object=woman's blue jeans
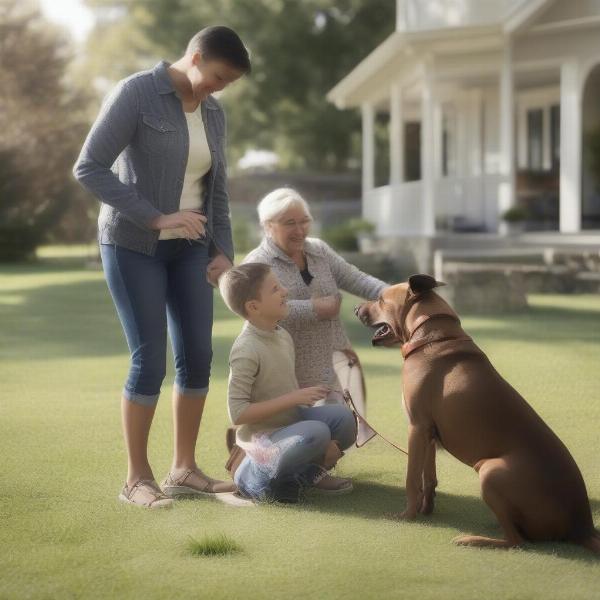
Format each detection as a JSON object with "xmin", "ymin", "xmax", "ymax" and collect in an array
[
  {"xmin": 100, "ymin": 240, "xmax": 213, "ymax": 406},
  {"xmin": 234, "ymin": 404, "xmax": 357, "ymax": 501}
]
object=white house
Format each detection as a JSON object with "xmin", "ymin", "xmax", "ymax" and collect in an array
[{"xmin": 327, "ymin": 0, "xmax": 600, "ymax": 241}]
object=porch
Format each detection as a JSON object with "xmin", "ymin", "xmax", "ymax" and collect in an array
[{"xmin": 329, "ymin": 25, "xmax": 600, "ymax": 239}]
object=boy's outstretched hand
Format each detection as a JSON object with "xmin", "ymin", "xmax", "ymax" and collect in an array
[
  {"xmin": 234, "ymin": 385, "xmax": 331, "ymax": 426},
  {"xmin": 293, "ymin": 386, "xmax": 330, "ymax": 406}
]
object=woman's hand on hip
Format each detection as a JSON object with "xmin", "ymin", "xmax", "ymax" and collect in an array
[
  {"xmin": 207, "ymin": 253, "xmax": 233, "ymax": 288},
  {"xmin": 312, "ymin": 294, "xmax": 342, "ymax": 320},
  {"xmin": 149, "ymin": 210, "xmax": 207, "ymax": 239}
]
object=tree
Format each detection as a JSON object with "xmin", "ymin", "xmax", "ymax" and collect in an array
[
  {"xmin": 82, "ymin": 0, "xmax": 395, "ymax": 171},
  {"xmin": 0, "ymin": 0, "xmax": 92, "ymax": 260}
]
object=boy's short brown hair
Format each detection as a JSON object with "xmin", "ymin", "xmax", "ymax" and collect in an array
[{"xmin": 219, "ymin": 262, "xmax": 272, "ymax": 317}]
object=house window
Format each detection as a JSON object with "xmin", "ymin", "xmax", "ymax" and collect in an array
[
  {"xmin": 442, "ymin": 128, "xmax": 449, "ymax": 177},
  {"xmin": 404, "ymin": 121, "xmax": 421, "ymax": 181},
  {"xmin": 441, "ymin": 106, "xmax": 456, "ymax": 177},
  {"xmin": 375, "ymin": 113, "xmax": 390, "ymax": 188},
  {"xmin": 550, "ymin": 104, "xmax": 560, "ymax": 171},
  {"xmin": 527, "ymin": 108, "xmax": 544, "ymax": 171}
]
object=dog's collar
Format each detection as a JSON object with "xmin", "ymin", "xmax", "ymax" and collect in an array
[
  {"xmin": 401, "ymin": 313, "xmax": 471, "ymax": 359},
  {"xmin": 399, "ymin": 293, "xmax": 470, "ymax": 359}
]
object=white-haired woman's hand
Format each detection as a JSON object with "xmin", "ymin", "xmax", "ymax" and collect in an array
[{"xmin": 312, "ymin": 293, "xmax": 342, "ymax": 320}]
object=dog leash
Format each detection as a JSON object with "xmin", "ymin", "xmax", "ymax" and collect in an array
[
  {"xmin": 334, "ymin": 352, "xmax": 408, "ymax": 456},
  {"xmin": 342, "ymin": 388, "xmax": 408, "ymax": 456}
]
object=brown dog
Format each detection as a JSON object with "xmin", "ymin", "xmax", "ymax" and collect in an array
[{"xmin": 355, "ymin": 274, "xmax": 599, "ymax": 552}]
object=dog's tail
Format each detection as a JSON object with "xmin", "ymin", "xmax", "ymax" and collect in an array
[{"xmin": 580, "ymin": 529, "xmax": 600, "ymax": 555}]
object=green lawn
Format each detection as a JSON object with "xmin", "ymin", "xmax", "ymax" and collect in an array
[{"xmin": 2, "ymin": 250, "xmax": 600, "ymax": 599}]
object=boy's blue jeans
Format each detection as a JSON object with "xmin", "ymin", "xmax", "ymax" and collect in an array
[{"xmin": 234, "ymin": 404, "xmax": 357, "ymax": 500}]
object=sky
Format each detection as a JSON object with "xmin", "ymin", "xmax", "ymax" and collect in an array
[{"xmin": 39, "ymin": 0, "xmax": 95, "ymax": 43}]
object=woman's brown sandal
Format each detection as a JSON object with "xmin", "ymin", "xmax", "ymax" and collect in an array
[
  {"xmin": 161, "ymin": 468, "xmax": 236, "ymax": 498},
  {"xmin": 118, "ymin": 479, "xmax": 174, "ymax": 509}
]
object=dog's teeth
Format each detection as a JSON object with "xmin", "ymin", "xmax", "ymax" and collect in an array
[{"xmin": 375, "ymin": 324, "xmax": 389, "ymax": 338}]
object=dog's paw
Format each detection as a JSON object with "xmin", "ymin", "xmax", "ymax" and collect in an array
[
  {"xmin": 385, "ymin": 509, "xmax": 417, "ymax": 521},
  {"xmin": 419, "ymin": 493, "xmax": 435, "ymax": 515}
]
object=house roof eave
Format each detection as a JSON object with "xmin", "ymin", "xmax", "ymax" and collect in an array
[
  {"xmin": 327, "ymin": 25, "xmax": 504, "ymax": 109},
  {"xmin": 326, "ymin": 32, "xmax": 405, "ymax": 109},
  {"xmin": 503, "ymin": 0, "xmax": 556, "ymax": 34}
]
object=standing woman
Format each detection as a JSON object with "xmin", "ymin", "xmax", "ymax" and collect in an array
[{"xmin": 74, "ymin": 27, "xmax": 250, "ymax": 508}]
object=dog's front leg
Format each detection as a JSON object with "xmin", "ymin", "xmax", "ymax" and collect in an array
[
  {"xmin": 399, "ymin": 423, "xmax": 430, "ymax": 519},
  {"xmin": 420, "ymin": 439, "xmax": 437, "ymax": 514}
]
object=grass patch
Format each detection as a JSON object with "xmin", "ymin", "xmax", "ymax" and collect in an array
[{"xmin": 186, "ymin": 534, "xmax": 243, "ymax": 557}]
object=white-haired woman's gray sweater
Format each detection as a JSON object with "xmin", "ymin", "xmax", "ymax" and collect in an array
[{"xmin": 243, "ymin": 237, "xmax": 389, "ymax": 393}]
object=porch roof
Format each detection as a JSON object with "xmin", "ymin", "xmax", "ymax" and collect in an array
[
  {"xmin": 326, "ymin": 26, "xmax": 501, "ymax": 109},
  {"xmin": 326, "ymin": 0, "xmax": 556, "ymax": 109}
]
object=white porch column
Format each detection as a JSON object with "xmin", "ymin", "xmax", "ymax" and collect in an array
[
  {"xmin": 389, "ymin": 84, "xmax": 404, "ymax": 185},
  {"xmin": 361, "ymin": 102, "xmax": 375, "ymax": 198},
  {"xmin": 421, "ymin": 61, "xmax": 436, "ymax": 236},
  {"xmin": 498, "ymin": 40, "xmax": 516, "ymax": 231},
  {"xmin": 456, "ymin": 98, "xmax": 468, "ymax": 177},
  {"xmin": 468, "ymin": 89, "xmax": 483, "ymax": 176},
  {"xmin": 559, "ymin": 60, "xmax": 582, "ymax": 233},
  {"xmin": 433, "ymin": 101, "xmax": 443, "ymax": 178}
]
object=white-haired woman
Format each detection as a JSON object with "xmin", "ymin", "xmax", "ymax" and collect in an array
[{"xmin": 243, "ymin": 188, "xmax": 389, "ymax": 432}]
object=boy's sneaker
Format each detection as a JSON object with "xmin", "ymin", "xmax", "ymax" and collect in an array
[
  {"xmin": 215, "ymin": 491, "xmax": 256, "ymax": 507},
  {"xmin": 311, "ymin": 470, "xmax": 353, "ymax": 495}
]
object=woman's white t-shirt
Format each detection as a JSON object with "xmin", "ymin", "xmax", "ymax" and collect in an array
[{"xmin": 159, "ymin": 107, "xmax": 212, "ymax": 240}]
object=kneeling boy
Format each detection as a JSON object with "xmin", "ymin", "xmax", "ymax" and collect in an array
[{"xmin": 219, "ymin": 263, "xmax": 356, "ymax": 502}]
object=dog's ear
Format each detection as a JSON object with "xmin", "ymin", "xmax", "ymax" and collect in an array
[{"xmin": 408, "ymin": 274, "xmax": 446, "ymax": 294}]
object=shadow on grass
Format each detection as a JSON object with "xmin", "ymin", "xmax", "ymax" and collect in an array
[
  {"xmin": 299, "ymin": 480, "xmax": 600, "ymax": 563},
  {"xmin": 0, "ymin": 270, "xmax": 238, "ymax": 371},
  {"xmin": 3, "ymin": 261, "xmax": 599, "ymax": 365}
]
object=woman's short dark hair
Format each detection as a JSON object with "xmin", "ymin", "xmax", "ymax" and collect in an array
[{"xmin": 187, "ymin": 26, "xmax": 251, "ymax": 74}]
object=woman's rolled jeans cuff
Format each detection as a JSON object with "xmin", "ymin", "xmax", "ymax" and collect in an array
[
  {"xmin": 173, "ymin": 383, "xmax": 209, "ymax": 398},
  {"xmin": 123, "ymin": 388, "xmax": 160, "ymax": 407},
  {"xmin": 123, "ymin": 384, "xmax": 209, "ymax": 407}
]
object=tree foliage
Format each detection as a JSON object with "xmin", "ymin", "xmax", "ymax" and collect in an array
[
  {"xmin": 83, "ymin": 0, "xmax": 395, "ymax": 171},
  {"xmin": 0, "ymin": 0, "xmax": 93, "ymax": 260}
]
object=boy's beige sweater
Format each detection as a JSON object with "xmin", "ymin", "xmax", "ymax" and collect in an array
[{"xmin": 227, "ymin": 321, "xmax": 300, "ymax": 448}]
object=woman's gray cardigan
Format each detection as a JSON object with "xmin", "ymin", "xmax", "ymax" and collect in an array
[{"xmin": 73, "ymin": 61, "xmax": 233, "ymax": 261}]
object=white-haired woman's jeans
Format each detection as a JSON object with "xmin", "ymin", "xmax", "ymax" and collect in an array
[{"xmin": 234, "ymin": 404, "xmax": 356, "ymax": 501}]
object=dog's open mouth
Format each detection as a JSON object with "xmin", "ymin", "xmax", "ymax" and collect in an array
[{"xmin": 372, "ymin": 322, "xmax": 394, "ymax": 345}]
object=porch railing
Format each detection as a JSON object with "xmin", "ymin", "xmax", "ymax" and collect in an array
[{"xmin": 364, "ymin": 174, "xmax": 502, "ymax": 236}]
